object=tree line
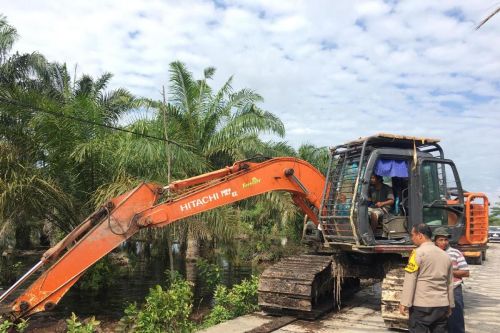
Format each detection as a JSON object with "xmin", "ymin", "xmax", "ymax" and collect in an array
[{"xmin": 0, "ymin": 15, "xmax": 330, "ymax": 259}]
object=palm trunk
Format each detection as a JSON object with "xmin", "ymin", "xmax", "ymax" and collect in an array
[
  {"xmin": 15, "ymin": 222, "xmax": 32, "ymax": 250},
  {"xmin": 185, "ymin": 261, "xmax": 197, "ymax": 285},
  {"xmin": 186, "ymin": 232, "xmax": 200, "ymax": 262},
  {"xmin": 165, "ymin": 228, "xmax": 175, "ymax": 279}
]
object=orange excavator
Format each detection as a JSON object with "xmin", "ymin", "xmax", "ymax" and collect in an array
[{"xmin": 0, "ymin": 134, "xmax": 489, "ymax": 329}]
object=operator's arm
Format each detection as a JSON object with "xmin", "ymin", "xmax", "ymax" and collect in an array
[
  {"xmin": 375, "ymin": 198, "xmax": 394, "ymax": 208},
  {"xmin": 375, "ymin": 189, "xmax": 394, "ymax": 208}
]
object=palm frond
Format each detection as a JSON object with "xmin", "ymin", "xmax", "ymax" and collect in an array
[
  {"xmin": 93, "ymin": 72, "xmax": 113, "ymax": 94},
  {"xmin": 0, "ymin": 149, "xmax": 77, "ymax": 232},
  {"xmin": 206, "ymin": 105, "xmax": 285, "ymax": 156},
  {"xmin": 91, "ymin": 172, "xmax": 141, "ymax": 208},
  {"xmin": 204, "ymin": 67, "xmax": 216, "ymax": 79},
  {"xmin": 298, "ymin": 144, "xmax": 330, "ymax": 173},
  {"xmin": 75, "ymin": 75, "xmax": 94, "ymax": 97},
  {"xmin": 168, "ymin": 61, "xmax": 197, "ymax": 114},
  {"xmin": 0, "ymin": 15, "xmax": 18, "ymax": 64},
  {"xmin": 187, "ymin": 205, "xmax": 240, "ymax": 243},
  {"xmin": 98, "ymin": 88, "xmax": 136, "ymax": 124}
]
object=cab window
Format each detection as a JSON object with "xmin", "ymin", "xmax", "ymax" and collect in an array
[{"xmin": 421, "ymin": 161, "xmax": 462, "ymax": 226}]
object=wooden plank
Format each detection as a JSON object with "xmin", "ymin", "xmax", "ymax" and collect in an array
[
  {"xmin": 246, "ymin": 316, "xmax": 297, "ymax": 333},
  {"xmin": 258, "ymin": 293, "xmax": 312, "ymax": 311},
  {"xmin": 258, "ymin": 279, "xmax": 311, "ymax": 296},
  {"xmin": 260, "ymin": 271, "xmax": 316, "ymax": 280}
]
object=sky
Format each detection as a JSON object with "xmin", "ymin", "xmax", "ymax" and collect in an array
[{"xmin": 1, "ymin": 0, "xmax": 500, "ymax": 200}]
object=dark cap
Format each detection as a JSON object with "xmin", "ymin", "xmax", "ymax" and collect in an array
[{"xmin": 433, "ymin": 226, "xmax": 451, "ymax": 240}]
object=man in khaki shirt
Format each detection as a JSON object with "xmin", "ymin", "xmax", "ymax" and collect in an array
[{"xmin": 399, "ymin": 223, "xmax": 454, "ymax": 333}]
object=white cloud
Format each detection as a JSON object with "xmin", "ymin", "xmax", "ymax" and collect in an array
[
  {"xmin": 1, "ymin": 0, "xmax": 499, "ymax": 200},
  {"xmin": 265, "ymin": 14, "xmax": 308, "ymax": 33},
  {"xmin": 355, "ymin": 1, "xmax": 391, "ymax": 17}
]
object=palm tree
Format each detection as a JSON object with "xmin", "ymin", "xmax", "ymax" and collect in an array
[
  {"xmin": 0, "ymin": 142, "xmax": 76, "ymax": 249},
  {"xmin": 297, "ymin": 144, "xmax": 330, "ymax": 174},
  {"xmin": 93, "ymin": 61, "xmax": 288, "ymax": 261},
  {"xmin": 166, "ymin": 61, "xmax": 284, "ymax": 167},
  {"xmin": 164, "ymin": 61, "xmax": 286, "ymax": 259},
  {"xmin": 0, "ymin": 14, "xmax": 18, "ymax": 65},
  {"xmin": 52, "ymin": 71, "xmax": 139, "ymax": 201},
  {"xmin": 0, "ymin": 17, "xmax": 78, "ymax": 247},
  {"xmin": 0, "ymin": 16, "xmax": 141, "ymax": 248}
]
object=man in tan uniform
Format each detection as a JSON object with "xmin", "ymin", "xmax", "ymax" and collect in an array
[{"xmin": 399, "ymin": 223, "xmax": 454, "ymax": 333}]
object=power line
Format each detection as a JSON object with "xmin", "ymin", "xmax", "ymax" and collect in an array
[
  {"xmin": 0, "ymin": 97, "xmax": 193, "ymax": 150},
  {"xmin": 476, "ymin": 6, "xmax": 500, "ymax": 30}
]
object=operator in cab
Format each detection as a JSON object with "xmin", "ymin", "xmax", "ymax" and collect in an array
[{"xmin": 368, "ymin": 174, "xmax": 394, "ymax": 232}]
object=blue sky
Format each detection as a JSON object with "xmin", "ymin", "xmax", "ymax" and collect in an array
[{"xmin": 2, "ymin": 0, "xmax": 500, "ymax": 200}]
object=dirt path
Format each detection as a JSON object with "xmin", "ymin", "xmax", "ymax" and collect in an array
[
  {"xmin": 277, "ymin": 243, "xmax": 500, "ymax": 333},
  {"xmin": 204, "ymin": 243, "xmax": 500, "ymax": 333}
]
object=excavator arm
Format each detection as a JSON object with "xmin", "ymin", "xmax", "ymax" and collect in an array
[{"xmin": 0, "ymin": 157, "xmax": 326, "ymax": 319}]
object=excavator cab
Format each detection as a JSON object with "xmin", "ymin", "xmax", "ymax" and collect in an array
[
  {"xmin": 301, "ymin": 134, "xmax": 488, "ymax": 329},
  {"xmin": 317, "ymin": 133, "xmax": 473, "ymax": 249}
]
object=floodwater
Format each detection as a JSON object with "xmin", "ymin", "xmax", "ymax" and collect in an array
[{"xmin": 0, "ymin": 240, "xmax": 255, "ymax": 320}]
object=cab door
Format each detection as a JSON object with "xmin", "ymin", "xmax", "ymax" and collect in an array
[{"xmin": 416, "ymin": 158, "xmax": 465, "ymax": 242}]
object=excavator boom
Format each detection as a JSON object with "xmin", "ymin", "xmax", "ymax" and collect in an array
[{"xmin": 0, "ymin": 157, "xmax": 325, "ymax": 319}]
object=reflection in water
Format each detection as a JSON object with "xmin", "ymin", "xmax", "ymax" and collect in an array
[
  {"xmin": 172, "ymin": 242, "xmax": 181, "ymax": 254},
  {"xmin": 0, "ymin": 241, "xmax": 255, "ymax": 320}
]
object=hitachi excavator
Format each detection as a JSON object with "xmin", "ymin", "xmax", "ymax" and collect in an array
[{"xmin": 0, "ymin": 134, "xmax": 489, "ymax": 329}]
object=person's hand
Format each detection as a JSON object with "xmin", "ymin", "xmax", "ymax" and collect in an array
[
  {"xmin": 447, "ymin": 306, "xmax": 452, "ymax": 317},
  {"xmin": 375, "ymin": 202, "xmax": 383, "ymax": 208},
  {"xmin": 399, "ymin": 304, "xmax": 408, "ymax": 315}
]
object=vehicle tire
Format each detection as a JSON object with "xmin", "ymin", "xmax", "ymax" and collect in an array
[
  {"xmin": 482, "ymin": 250, "xmax": 486, "ymax": 261},
  {"xmin": 468, "ymin": 252, "xmax": 483, "ymax": 265}
]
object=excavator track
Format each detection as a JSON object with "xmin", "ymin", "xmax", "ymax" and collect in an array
[
  {"xmin": 381, "ymin": 267, "xmax": 408, "ymax": 330},
  {"xmin": 258, "ymin": 255, "xmax": 334, "ymax": 319}
]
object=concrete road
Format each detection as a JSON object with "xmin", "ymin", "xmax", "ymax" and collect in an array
[
  {"xmin": 462, "ymin": 242, "xmax": 500, "ymax": 332},
  {"xmin": 202, "ymin": 243, "xmax": 500, "ymax": 333}
]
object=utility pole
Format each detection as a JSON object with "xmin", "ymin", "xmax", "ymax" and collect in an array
[
  {"xmin": 161, "ymin": 85, "xmax": 171, "ymax": 184},
  {"xmin": 161, "ymin": 85, "xmax": 175, "ymax": 278}
]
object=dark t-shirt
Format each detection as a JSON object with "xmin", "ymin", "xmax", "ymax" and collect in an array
[{"xmin": 369, "ymin": 183, "xmax": 394, "ymax": 210}]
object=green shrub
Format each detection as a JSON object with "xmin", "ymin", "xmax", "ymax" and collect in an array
[
  {"xmin": 76, "ymin": 258, "xmax": 114, "ymax": 292},
  {"xmin": 116, "ymin": 303, "xmax": 138, "ymax": 333},
  {"xmin": 0, "ymin": 319, "xmax": 28, "ymax": 333},
  {"xmin": 195, "ymin": 258, "xmax": 220, "ymax": 294},
  {"xmin": 0, "ymin": 320, "xmax": 11, "ymax": 333},
  {"xmin": 202, "ymin": 275, "xmax": 259, "ymax": 328},
  {"xmin": 119, "ymin": 278, "xmax": 195, "ymax": 333},
  {"xmin": 200, "ymin": 305, "xmax": 232, "ymax": 328},
  {"xmin": 66, "ymin": 313, "xmax": 100, "ymax": 333},
  {"xmin": 164, "ymin": 269, "xmax": 184, "ymax": 286},
  {"xmin": 0, "ymin": 260, "xmax": 23, "ymax": 285}
]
